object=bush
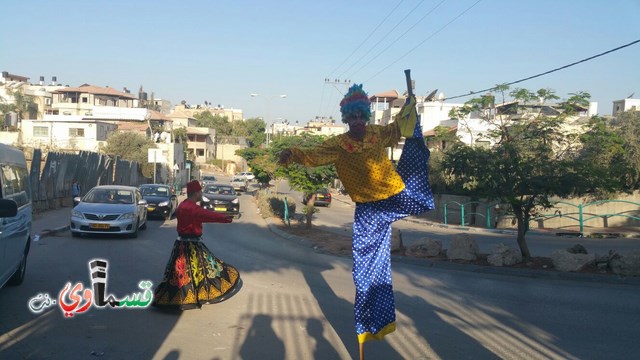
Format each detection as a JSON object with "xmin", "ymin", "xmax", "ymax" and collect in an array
[{"xmin": 255, "ymin": 189, "xmax": 296, "ymax": 220}]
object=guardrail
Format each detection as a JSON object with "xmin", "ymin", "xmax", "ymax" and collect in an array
[
  {"xmin": 534, "ymin": 200, "xmax": 640, "ymax": 233},
  {"xmin": 443, "ymin": 201, "xmax": 497, "ymax": 228}
]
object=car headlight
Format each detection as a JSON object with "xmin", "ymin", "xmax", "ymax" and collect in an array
[
  {"xmin": 232, "ymin": 198, "xmax": 239, "ymax": 204},
  {"xmin": 158, "ymin": 201, "xmax": 169, "ymax": 206},
  {"xmin": 119, "ymin": 212, "xmax": 135, "ymax": 220},
  {"xmin": 71, "ymin": 210, "xmax": 84, "ymax": 219}
]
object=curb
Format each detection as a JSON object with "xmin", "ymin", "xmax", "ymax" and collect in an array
[
  {"xmin": 37, "ymin": 225, "xmax": 70, "ymax": 240},
  {"xmin": 265, "ymin": 218, "xmax": 640, "ymax": 286}
]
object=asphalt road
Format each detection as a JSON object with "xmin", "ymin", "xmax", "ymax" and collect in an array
[{"xmin": 0, "ymin": 182, "xmax": 639, "ymax": 359}]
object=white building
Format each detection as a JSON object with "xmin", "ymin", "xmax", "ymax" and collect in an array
[
  {"xmin": 20, "ymin": 117, "xmax": 117, "ymax": 152},
  {"xmin": 612, "ymin": 98, "xmax": 640, "ymax": 116}
]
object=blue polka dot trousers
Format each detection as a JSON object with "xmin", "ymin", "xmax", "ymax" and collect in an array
[{"xmin": 352, "ymin": 124, "xmax": 435, "ymax": 343}]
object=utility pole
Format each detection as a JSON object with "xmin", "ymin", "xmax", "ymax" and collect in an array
[{"xmin": 324, "ymin": 78, "xmax": 352, "ymax": 95}]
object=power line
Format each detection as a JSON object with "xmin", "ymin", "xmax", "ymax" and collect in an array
[
  {"xmin": 325, "ymin": 0, "xmax": 406, "ymax": 79},
  {"xmin": 338, "ymin": 0, "xmax": 432, "ymax": 79},
  {"xmin": 444, "ymin": 39, "xmax": 640, "ymax": 101},
  {"xmin": 364, "ymin": 0, "xmax": 482, "ymax": 83}
]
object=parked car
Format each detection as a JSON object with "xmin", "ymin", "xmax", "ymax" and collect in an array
[
  {"xmin": 230, "ymin": 176, "xmax": 249, "ymax": 192},
  {"xmin": 70, "ymin": 185, "xmax": 148, "ymax": 238},
  {"xmin": 238, "ymin": 171, "xmax": 255, "ymax": 181},
  {"xmin": 0, "ymin": 143, "xmax": 33, "ymax": 289},
  {"xmin": 303, "ymin": 188, "xmax": 332, "ymax": 207},
  {"xmin": 201, "ymin": 184, "xmax": 240, "ymax": 217},
  {"xmin": 201, "ymin": 175, "xmax": 217, "ymax": 187},
  {"xmin": 139, "ymin": 184, "xmax": 178, "ymax": 220}
]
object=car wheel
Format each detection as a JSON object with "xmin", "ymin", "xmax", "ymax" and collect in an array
[
  {"xmin": 141, "ymin": 218, "xmax": 147, "ymax": 230},
  {"xmin": 7, "ymin": 245, "xmax": 28, "ymax": 286}
]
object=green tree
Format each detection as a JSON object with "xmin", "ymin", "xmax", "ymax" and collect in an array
[
  {"xmin": 103, "ymin": 131, "xmax": 157, "ymax": 178},
  {"xmin": 0, "ymin": 88, "xmax": 38, "ymax": 122},
  {"xmin": 236, "ymin": 147, "xmax": 274, "ymax": 187},
  {"xmin": 441, "ymin": 88, "xmax": 610, "ymax": 259},
  {"xmin": 610, "ymin": 110, "xmax": 640, "ymax": 189},
  {"xmin": 194, "ymin": 111, "xmax": 232, "ymax": 136},
  {"xmin": 576, "ymin": 116, "xmax": 627, "ymax": 195},
  {"xmin": 244, "ymin": 117, "xmax": 266, "ymax": 147},
  {"xmin": 270, "ymin": 134, "xmax": 337, "ymax": 228}
]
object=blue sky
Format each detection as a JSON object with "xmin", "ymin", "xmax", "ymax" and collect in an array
[{"xmin": 2, "ymin": 0, "xmax": 639, "ymax": 124}]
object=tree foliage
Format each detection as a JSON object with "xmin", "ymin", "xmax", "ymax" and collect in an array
[
  {"xmin": 0, "ymin": 88, "xmax": 38, "ymax": 122},
  {"xmin": 103, "ymin": 131, "xmax": 156, "ymax": 178},
  {"xmin": 193, "ymin": 111, "xmax": 266, "ymax": 148},
  {"xmin": 440, "ymin": 87, "xmax": 614, "ymax": 259},
  {"xmin": 579, "ymin": 110, "xmax": 640, "ymax": 191},
  {"xmin": 270, "ymin": 134, "xmax": 337, "ymax": 228}
]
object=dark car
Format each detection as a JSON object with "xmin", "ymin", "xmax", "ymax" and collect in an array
[
  {"xmin": 139, "ymin": 184, "xmax": 178, "ymax": 220},
  {"xmin": 201, "ymin": 184, "xmax": 240, "ymax": 217},
  {"xmin": 302, "ymin": 188, "xmax": 332, "ymax": 207}
]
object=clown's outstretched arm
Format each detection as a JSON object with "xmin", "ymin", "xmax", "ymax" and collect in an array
[{"xmin": 278, "ymin": 138, "xmax": 339, "ymax": 167}]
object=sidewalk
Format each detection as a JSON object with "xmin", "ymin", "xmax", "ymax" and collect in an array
[
  {"xmin": 32, "ymin": 206, "xmax": 73, "ymax": 239},
  {"xmin": 330, "ymin": 191, "xmax": 640, "ymax": 239}
]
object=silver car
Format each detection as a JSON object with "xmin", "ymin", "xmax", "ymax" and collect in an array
[{"xmin": 70, "ymin": 185, "xmax": 148, "ymax": 238}]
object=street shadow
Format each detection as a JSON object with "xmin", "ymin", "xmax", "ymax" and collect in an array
[
  {"xmin": 394, "ymin": 291, "xmax": 500, "ymax": 359},
  {"xmin": 306, "ymin": 318, "xmax": 341, "ymax": 360},
  {"xmin": 239, "ymin": 314, "xmax": 285, "ymax": 360}
]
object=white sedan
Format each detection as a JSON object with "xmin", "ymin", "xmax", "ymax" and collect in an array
[
  {"xmin": 70, "ymin": 185, "xmax": 148, "ymax": 238},
  {"xmin": 238, "ymin": 172, "xmax": 255, "ymax": 181}
]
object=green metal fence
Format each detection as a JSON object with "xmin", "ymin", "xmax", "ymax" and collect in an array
[
  {"xmin": 534, "ymin": 200, "xmax": 640, "ymax": 233},
  {"xmin": 443, "ymin": 201, "xmax": 497, "ymax": 228}
]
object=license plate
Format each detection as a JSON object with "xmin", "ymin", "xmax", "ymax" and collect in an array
[
  {"xmin": 147, "ymin": 207, "xmax": 155, "ymax": 211},
  {"xmin": 90, "ymin": 223, "xmax": 110, "ymax": 229},
  {"xmin": 317, "ymin": 195, "xmax": 324, "ymax": 199},
  {"xmin": 214, "ymin": 207, "xmax": 226, "ymax": 212}
]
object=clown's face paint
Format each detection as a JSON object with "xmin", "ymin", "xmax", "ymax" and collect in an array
[{"xmin": 347, "ymin": 116, "xmax": 367, "ymax": 140}]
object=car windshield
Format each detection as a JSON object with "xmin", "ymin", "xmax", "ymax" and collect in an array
[
  {"xmin": 232, "ymin": 178, "xmax": 244, "ymax": 182},
  {"xmin": 203, "ymin": 185, "xmax": 220, "ymax": 194},
  {"xmin": 202, "ymin": 176, "xmax": 216, "ymax": 181},
  {"xmin": 84, "ymin": 189, "xmax": 134, "ymax": 204},
  {"xmin": 204, "ymin": 185, "xmax": 235, "ymax": 195},
  {"xmin": 140, "ymin": 186, "xmax": 170, "ymax": 197}
]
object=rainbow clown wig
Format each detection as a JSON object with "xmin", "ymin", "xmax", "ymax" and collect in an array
[{"xmin": 340, "ymin": 84, "xmax": 371, "ymax": 123}]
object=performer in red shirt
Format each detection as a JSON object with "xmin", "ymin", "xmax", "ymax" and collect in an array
[{"xmin": 153, "ymin": 180, "xmax": 240, "ymax": 310}]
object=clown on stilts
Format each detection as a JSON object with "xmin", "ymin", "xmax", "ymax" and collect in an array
[{"xmin": 279, "ymin": 70, "xmax": 434, "ymax": 358}]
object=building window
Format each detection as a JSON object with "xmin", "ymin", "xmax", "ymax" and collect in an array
[
  {"xmin": 33, "ymin": 126, "xmax": 49, "ymax": 137},
  {"xmin": 69, "ymin": 128, "xmax": 85, "ymax": 137},
  {"xmin": 82, "ymin": 97, "xmax": 88, "ymax": 103},
  {"xmin": 45, "ymin": 98, "xmax": 52, "ymax": 105},
  {"xmin": 197, "ymin": 149, "xmax": 204, "ymax": 156}
]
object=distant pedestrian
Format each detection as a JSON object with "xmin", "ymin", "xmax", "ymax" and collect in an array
[{"xmin": 71, "ymin": 178, "xmax": 81, "ymax": 206}]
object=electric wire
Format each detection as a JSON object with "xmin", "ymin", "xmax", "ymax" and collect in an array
[
  {"xmin": 364, "ymin": 0, "xmax": 482, "ymax": 83},
  {"xmin": 325, "ymin": 0, "xmax": 406, "ymax": 79},
  {"xmin": 443, "ymin": 39, "xmax": 640, "ymax": 101},
  {"xmin": 338, "ymin": 0, "xmax": 433, "ymax": 79}
]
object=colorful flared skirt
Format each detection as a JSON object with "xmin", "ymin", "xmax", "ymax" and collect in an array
[
  {"xmin": 153, "ymin": 238, "xmax": 240, "ymax": 310},
  {"xmin": 352, "ymin": 124, "xmax": 435, "ymax": 343}
]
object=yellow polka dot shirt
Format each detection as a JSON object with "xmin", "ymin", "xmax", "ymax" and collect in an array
[{"xmin": 290, "ymin": 121, "xmax": 405, "ymax": 203}]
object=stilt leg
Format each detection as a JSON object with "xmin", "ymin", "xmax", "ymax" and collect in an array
[{"xmin": 359, "ymin": 342, "xmax": 364, "ymax": 360}]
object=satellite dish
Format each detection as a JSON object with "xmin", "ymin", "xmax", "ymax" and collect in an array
[
  {"xmin": 437, "ymin": 92, "xmax": 445, "ymax": 101},
  {"xmin": 425, "ymin": 89, "xmax": 438, "ymax": 101}
]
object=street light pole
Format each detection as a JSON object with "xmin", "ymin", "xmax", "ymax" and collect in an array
[{"xmin": 250, "ymin": 93, "xmax": 287, "ymax": 146}]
